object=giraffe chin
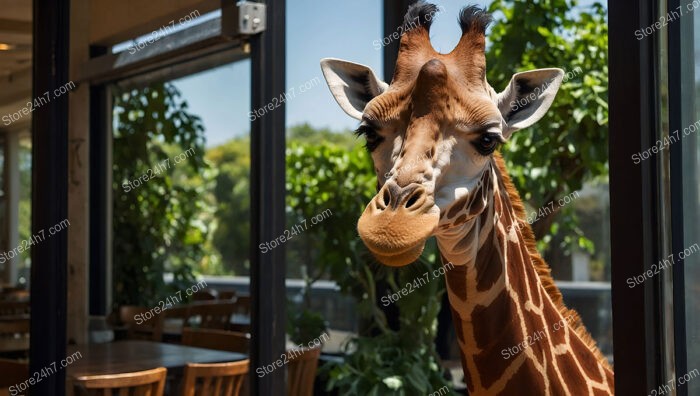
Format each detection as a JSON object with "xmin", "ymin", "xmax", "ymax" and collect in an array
[{"xmin": 366, "ymin": 241, "xmax": 426, "ymax": 267}]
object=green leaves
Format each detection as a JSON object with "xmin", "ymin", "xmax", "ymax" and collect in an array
[
  {"xmin": 321, "ymin": 331, "xmax": 448, "ymax": 396},
  {"xmin": 112, "ymin": 83, "xmax": 209, "ymax": 309},
  {"xmin": 487, "ymin": 0, "xmax": 609, "ymax": 255}
]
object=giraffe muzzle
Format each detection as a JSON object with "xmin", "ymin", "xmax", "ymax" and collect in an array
[{"xmin": 357, "ymin": 181, "xmax": 439, "ymax": 267}]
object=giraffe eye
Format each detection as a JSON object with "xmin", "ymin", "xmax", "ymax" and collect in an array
[
  {"xmin": 355, "ymin": 125, "xmax": 384, "ymax": 152},
  {"xmin": 472, "ymin": 133, "xmax": 501, "ymax": 155}
]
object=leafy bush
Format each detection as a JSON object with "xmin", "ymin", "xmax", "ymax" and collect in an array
[
  {"xmin": 112, "ymin": 83, "xmax": 210, "ymax": 308},
  {"xmin": 323, "ymin": 331, "xmax": 447, "ymax": 396}
]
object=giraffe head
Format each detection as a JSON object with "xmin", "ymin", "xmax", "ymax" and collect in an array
[{"xmin": 321, "ymin": 2, "xmax": 564, "ymax": 266}]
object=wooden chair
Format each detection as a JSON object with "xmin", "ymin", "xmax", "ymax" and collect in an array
[
  {"xmin": 0, "ymin": 319, "xmax": 30, "ymax": 335},
  {"xmin": 217, "ymin": 291, "xmax": 236, "ymax": 300},
  {"xmin": 0, "ymin": 358, "xmax": 28, "ymax": 388},
  {"xmin": 0, "ymin": 301, "xmax": 30, "ymax": 316},
  {"xmin": 72, "ymin": 367, "xmax": 167, "ymax": 396},
  {"xmin": 192, "ymin": 289, "xmax": 218, "ymax": 301},
  {"xmin": 181, "ymin": 328, "xmax": 250, "ymax": 354},
  {"xmin": 232, "ymin": 296, "xmax": 250, "ymax": 315},
  {"xmin": 287, "ymin": 346, "xmax": 322, "ymax": 396},
  {"xmin": 160, "ymin": 304, "xmax": 191, "ymax": 342},
  {"xmin": 181, "ymin": 360, "xmax": 249, "ymax": 396},
  {"xmin": 228, "ymin": 297, "xmax": 250, "ymax": 333},
  {"xmin": 0, "ymin": 290, "xmax": 29, "ymax": 302},
  {"xmin": 0, "ymin": 320, "xmax": 30, "ymax": 357},
  {"xmin": 186, "ymin": 302, "xmax": 236, "ymax": 330},
  {"xmin": 118, "ymin": 306, "xmax": 165, "ymax": 342}
]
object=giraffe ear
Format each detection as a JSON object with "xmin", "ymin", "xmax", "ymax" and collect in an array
[
  {"xmin": 496, "ymin": 68, "xmax": 564, "ymax": 138},
  {"xmin": 320, "ymin": 58, "xmax": 388, "ymax": 120}
]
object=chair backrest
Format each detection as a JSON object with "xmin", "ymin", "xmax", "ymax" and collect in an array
[
  {"xmin": 216, "ymin": 291, "xmax": 236, "ymax": 301},
  {"xmin": 231, "ymin": 297, "xmax": 250, "ymax": 316},
  {"xmin": 0, "ymin": 319, "xmax": 30, "ymax": 336},
  {"xmin": 181, "ymin": 328, "xmax": 250, "ymax": 354},
  {"xmin": 287, "ymin": 346, "xmax": 321, "ymax": 396},
  {"xmin": 0, "ymin": 301, "xmax": 30, "ymax": 316},
  {"xmin": 181, "ymin": 360, "xmax": 249, "ymax": 396},
  {"xmin": 191, "ymin": 289, "xmax": 218, "ymax": 301},
  {"xmin": 0, "ymin": 358, "xmax": 28, "ymax": 388},
  {"xmin": 118, "ymin": 306, "xmax": 165, "ymax": 342},
  {"xmin": 187, "ymin": 302, "xmax": 236, "ymax": 330},
  {"xmin": 0, "ymin": 290, "xmax": 29, "ymax": 302},
  {"xmin": 72, "ymin": 367, "xmax": 167, "ymax": 396}
]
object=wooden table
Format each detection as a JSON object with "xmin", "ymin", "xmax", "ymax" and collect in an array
[{"xmin": 66, "ymin": 340, "xmax": 247, "ymax": 378}]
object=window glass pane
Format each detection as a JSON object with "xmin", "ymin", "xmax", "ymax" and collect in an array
[
  {"xmin": 684, "ymin": 2, "xmax": 700, "ymax": 392},
  {"xmin": 284, "ymin": 0, "xmax": 381, "ymax": 346},
  {"xmin": 432, "ymin": 0, "xmax": 614, "ymax": 362},
  {"xmin": 111, "ymin": 60, "xmax": 251, "ymax": 311},
  {"xmin": 283, "ymin": 2, "xmax": 612, "ymax": 392}
]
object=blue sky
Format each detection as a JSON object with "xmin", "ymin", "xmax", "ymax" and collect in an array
[
  {"xmin": 171, "ymin": 0, "xmax": 493, "ymax": 148},
  {"xmin": 167, "ymin": 0, "xmax": 611, "ymax": 148}
]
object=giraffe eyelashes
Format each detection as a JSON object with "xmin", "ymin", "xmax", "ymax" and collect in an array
[
  {"xmin": 355, "ymin": 125, "xmax": 384, "ymax": 152},
  {"xmin": 472, "ymin": 132, "xmax": 502, "ymax": 156}
]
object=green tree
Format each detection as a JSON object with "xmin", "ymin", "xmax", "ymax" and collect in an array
[
  {"xmin": 487, "ymin": 0, "xmax": 608, "ymax": 255},
  {"xmin": 112, "ymin": 83, "xmax": 210, "ymax": 308},
  {"xmin": 206, "ymin": 137, "xmax": 251, "ymax": 275}
]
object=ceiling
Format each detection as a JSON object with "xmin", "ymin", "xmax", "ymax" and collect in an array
[{"xmin": 0, "ymin": 0, "xmax": 31, "ymax": 115}]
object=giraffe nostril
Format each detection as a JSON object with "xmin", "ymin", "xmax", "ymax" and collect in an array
[
  {"xmin": 383, "ymin": 189, "xmax": 391, "ymax": 207},
  {"xmin": 405, "ymin": 190, "xmax": 422, "ymax": 209}
]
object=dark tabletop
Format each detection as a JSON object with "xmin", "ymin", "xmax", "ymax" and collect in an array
[{"xmin": 66, "ymin": 340, "xmax": 247, "ymax": 378}]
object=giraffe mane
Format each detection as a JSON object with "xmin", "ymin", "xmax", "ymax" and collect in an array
[{"xmin": 493, "ymin": 151, "xmax": 613, "ymax": 371}]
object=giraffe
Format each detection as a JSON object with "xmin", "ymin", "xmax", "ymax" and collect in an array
[{"xmin": 320, "ymin": 2, "xmax": 614, "ymax": 395}]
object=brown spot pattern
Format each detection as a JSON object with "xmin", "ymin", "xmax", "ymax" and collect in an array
[
  {"xmin": 447, "ymin": 195, "xmax": 468, "ymax": 219},
  {"xmin": 499, "ymin": 360, "xmax": 546, "ymax": 396},
  {"xmin": 446, "ymin": 264, "xmax": 468, "ymax": 302},
  {"xmin": 474, "ymin": 233, "xmax": 502, "ymax": 292}
]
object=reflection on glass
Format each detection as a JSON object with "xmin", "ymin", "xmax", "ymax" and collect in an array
[{"xmin": 684, "ymin": 3, "xmax": 700, "ymax": 393}]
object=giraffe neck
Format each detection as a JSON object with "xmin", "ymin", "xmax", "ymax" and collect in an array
[{"xmin": 436, "ymin": 156, "xmax": 614, "ymax": 395}]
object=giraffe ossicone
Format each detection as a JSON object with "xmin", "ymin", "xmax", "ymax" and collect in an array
[{"xmin": 321, "ymin": 2, "xmax": 614, "ymax": 395}]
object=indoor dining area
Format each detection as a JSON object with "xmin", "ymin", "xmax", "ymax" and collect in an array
[
  {"xmin": 0, "ymin": 284, "xmax": 322, "ymax": 395},
  {"xmin": 0, "ymin": 0, "xmax": 308, "ymax": 394}
]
